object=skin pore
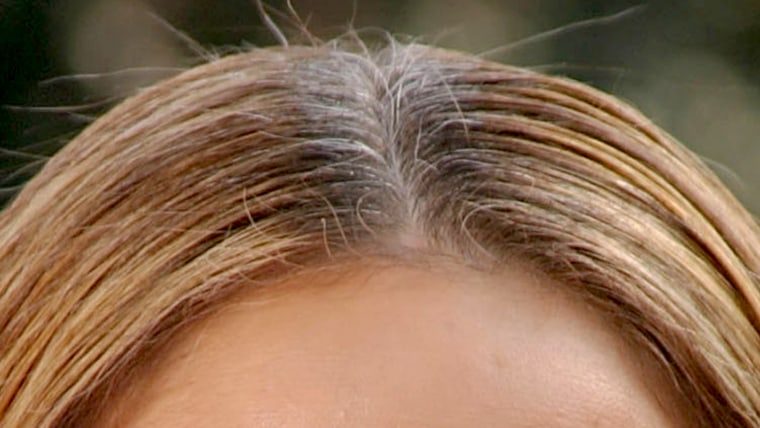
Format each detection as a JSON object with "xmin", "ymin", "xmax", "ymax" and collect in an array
[{"xmin": 101, "ymin": 259, "xmax": 684, "ymax": 427}]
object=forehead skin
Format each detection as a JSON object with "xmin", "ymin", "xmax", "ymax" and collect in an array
[{"xmin": 102, "ymin": 261, "xmax": 684, "ymax": 427}]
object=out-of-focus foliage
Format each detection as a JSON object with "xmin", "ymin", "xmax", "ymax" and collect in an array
[{"xmin": 1, "ymin": 0, "xmax": 759, "ymax": 212}]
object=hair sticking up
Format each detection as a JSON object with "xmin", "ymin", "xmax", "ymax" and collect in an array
[
  {"xmin": 476, "ymin": 3, "xmax": 648, "ymax": 59},
  {"xmin": 255, "ymin": 0, "xmax": 290, "ymax": 47},
  {"xmin": 147, "ymin": 11, "xmax": 217, "ymax": 62}
]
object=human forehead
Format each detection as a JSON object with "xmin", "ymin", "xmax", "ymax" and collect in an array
[{"xmin": 101, "ymin": 260, "xmax": 683, "ymax": 427}]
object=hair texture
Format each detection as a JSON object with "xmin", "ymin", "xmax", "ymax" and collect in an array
[{"xmin": 1, "ymin": 40, "xmax": 760, "ymax": 427}]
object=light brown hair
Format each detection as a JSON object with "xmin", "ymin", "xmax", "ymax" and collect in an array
[{"xmin": 1, "ymin": 40, "xmax": 759, "ymax": 427}]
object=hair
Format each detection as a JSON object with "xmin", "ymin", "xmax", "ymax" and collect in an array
[{"xmin": 1, "ymin": 38, "xmax": 760, "ymax": 427}]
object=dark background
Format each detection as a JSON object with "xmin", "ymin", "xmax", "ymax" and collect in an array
[{"xmin": 1, "ymin": 0, "xmax": 759, "ymax": 212}]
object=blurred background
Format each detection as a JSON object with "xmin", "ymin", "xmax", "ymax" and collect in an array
[{"xmin": 1, "ymin": 0, "xmax": 759, "ymax": 213}]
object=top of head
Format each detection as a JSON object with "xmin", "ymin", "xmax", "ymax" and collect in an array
[{"xmin": 1, "ymin": 40, "xmax": 759, "ymax": 427}]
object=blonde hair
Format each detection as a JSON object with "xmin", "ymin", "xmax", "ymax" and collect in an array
[{"xmin": 1, "ymin": 40, "xmax": 759, "ymax": 427}]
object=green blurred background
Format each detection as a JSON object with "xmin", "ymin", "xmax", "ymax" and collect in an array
[{"xmin": 1, "ymin": 0, "xmax": 759, "ymax": 213}]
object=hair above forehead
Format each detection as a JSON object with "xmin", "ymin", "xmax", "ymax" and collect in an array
[{"xmin": 1, "ymin": 39, "xmax": 759, "ymax": 427}]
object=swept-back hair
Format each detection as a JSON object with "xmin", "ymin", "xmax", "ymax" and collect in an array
[{"xmin": 1, "ymin": 40, "xmax": 759, "ymax": 426}]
